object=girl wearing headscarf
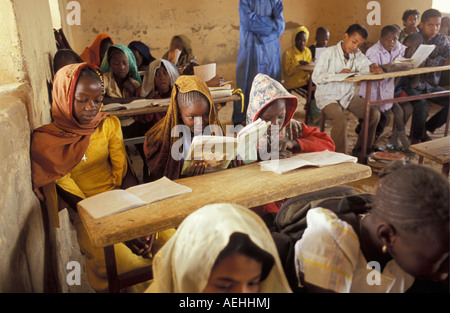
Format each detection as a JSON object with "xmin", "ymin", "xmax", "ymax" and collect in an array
[
  {"xmin": 100, "ymin": 44, "xmax": 143, "ymax": 143},
  {"xmin": 128, "ymin": 41, "xmax": 156, "ymax": 72},
  {"xmin": 79, "ymin": 33, "xmax": 113, "ymax": 67},
  {"xmin": 282, "ymin": 26, "xmax": 313, "ymax": 93},
  {"xmin": 146, "ymin": 203, "xmax": 293, "ymax": 293},
  {"xmin": 246, "ymin": 73, "xmax": 335, "ymax": 217},
  {"xmin": 144, "ymin": 75, "xmax": 223, "ymax": 181},
  {"xmin": 31, "ymin": 63, "xmax": 168, "ymax": 292},
  {"xmin": 162, "ymin": 35, "xmax": 196, "ymax": 69}
]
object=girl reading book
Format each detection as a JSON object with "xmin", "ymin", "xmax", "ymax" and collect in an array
[
  {"xmin": 30, "ymin": 63, "xmax": 172, "ymax": 292},
  {"xmin": 144, "ymin": 75, "xmax": 225, "ymax": 181},
  {"xmin": 246, "ymin": 73, "xmax": 335, "ymax": 219}
]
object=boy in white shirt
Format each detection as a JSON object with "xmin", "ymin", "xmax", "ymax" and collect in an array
[{"xmin": 312, "ymin": 24, "xmax": 383, "ymax": 160}]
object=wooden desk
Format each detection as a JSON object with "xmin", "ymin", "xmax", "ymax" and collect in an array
[
  {"xmin": 344, "ymin": 65, "xmax": 450, "ymax": 162},
  {"xmin": 78, "ymin": 161, "xmax": 372, "ymax": 292},
  {"xmin": 409, "ymin": 136, "xmax": 450, "ymax": 177},
  {"xmin": 106, "ymin": 94, "xmax": 241, "ymax": 118}
]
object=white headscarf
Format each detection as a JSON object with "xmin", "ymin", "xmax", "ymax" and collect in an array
[
  {"xmin": 140, "ymin": 59, "xmax": 180, "ymax": 98},
  {"xmin": 146, "ymin": 203, "xmax": 292, "ymax": 293}
]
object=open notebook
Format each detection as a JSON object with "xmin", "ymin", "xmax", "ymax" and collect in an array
[
  {"xmin": 78, "ymin": 177, "xmax": 192, "ymax": 219},
  {"xmin": 259, "ymin": 150, "xmax": 357, "ymax": 174}
]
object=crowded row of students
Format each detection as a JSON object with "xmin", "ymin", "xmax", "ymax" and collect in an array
[
  {"xmin": 282, "ymin": 8, "xmax": 449, "ymax": 161},
  {"xmin": 31, "ymin": 8, "xmax": 449, "ymax": 294}
]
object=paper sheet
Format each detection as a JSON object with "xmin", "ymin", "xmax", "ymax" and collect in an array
[{"xmin": 194, "ymin": 63, "xmax": 216, "ymax": 82}]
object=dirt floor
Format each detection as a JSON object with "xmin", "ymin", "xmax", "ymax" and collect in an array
[{"xmin": 128, "ymin": 93, "xmax": 450, "ymax": 195}]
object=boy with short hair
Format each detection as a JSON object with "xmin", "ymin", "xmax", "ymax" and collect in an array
[
  {"xmin": 357, "ymin": 25, "xmax": 412, "ymax": 152},
  {"xmin": 309, "ymin": 27, "xmax": 330, "ymax": 61},
  {"xmin": 403, "ymin": 9, "xmax": 450, "ymax": 144},
  {"xmin": 399, "ymin": 9, "xmax": 420, "ymax": 43},
  {"xmin": 312, "ymin": 24, "xmax": 383, "ymax": 159}
]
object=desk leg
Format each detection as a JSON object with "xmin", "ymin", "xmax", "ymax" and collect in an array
[
  {"xmin": 443, "ymin": 162, "xmax": 449, "ymax": 177},
  {"xmin": 104, "ymin": 245, "xmax": 120, "ymax": 293},
  {"xmin": 361, "ymin": 81, "xmax": 372, "ymax": 162},
  {"xmin": 305, "ymin": 78, "xmax": 313, "ymax": 125}
]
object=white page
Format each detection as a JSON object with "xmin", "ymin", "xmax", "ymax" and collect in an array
[
  {"xmin": 259, "ymin": 150, "xmax": 357, "ymax": 174},
  {"xmin": 194, "ymin": 63, "xmax": 216, "ymax": 82},
  {"xmin": 126, "ymin": 177, "xmax": 192, "ymax": 204},
  {"xmin": 315, "ymin": 47, "xmax": 326, "ymax": 62},
  {"xmin": 411, "ymin": 44, "xmax": 436, "ymax": 68}
]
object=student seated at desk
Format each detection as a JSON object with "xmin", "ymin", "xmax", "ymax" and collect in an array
[
  {"xmin": 162, "ymin": 35, "xmax": 196, "ymax": 70},
  {"xmin": 312, "ymin": 23, "xmax": 383, "ymax": 158},
  {"xmin": 399, "ymin": 9, "xmax": 420, "ymax": 43},
  {"xmin": 53, "ymin": 49, "xmax": 82, "ymax": 76},
  {"xmin": 309, "ymin": 27, "xmax": 330, "ymax": 61},
  {"xmin": 146, "ymin": 203, "xmax": 292, "ymax": 293},
  {"xmin": 282, "ymin": 26, "xmax": 312, "ymax": 99},
  {"xmin": 357, "ymin": 25, "xmax": 414, "ymax": 154},
  {"xmin": 144, "ymin": 75, "xmax": 224, "ymax": 181},
  {"xmin": 246, "ymin": 73, "xmax": 335, "ymax": 218},
  {"xmin": 79, "ymin": 33, "xmax": 113, "ymax": 67},
  {"xmin": 293, "ymin": 162, "xmax": 449, "ymax": 293},
  {"xmin": 30, "ymin": 63, "xmax": 172, "ymax": 292},
  {"xmin": 402, "ymin": 9, "xmax": 450, "ymax": 144},
  {"xmin": 100, "ymin": 44, "xmax": 145, "ymax": 155},
  {"xmin": 128, "ymin": 41, "xmax": 155, "ymax": 72}
]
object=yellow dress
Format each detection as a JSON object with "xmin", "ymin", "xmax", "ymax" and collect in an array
[{"xmin": 56, "ymin": 116, "xmax": 174, "ymax": 292}]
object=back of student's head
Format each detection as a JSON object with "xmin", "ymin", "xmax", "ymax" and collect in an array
[
  {"xmin": 373, "ymin": 162, "xmax": 449, "ymax": 237},
  {"xmin": 345, "ymin": 24, "xmax": 369, "ymax": 40},
  {"xmin": 402, "ymin": 9, "xmax": 420, "ymax": 22},
  {"xmin": 53, "ymin": 49, "xmax": 82, "ymax": 75},
  {"xmin": 421, "ymin": 8, "xmax": 441, "ymax": 23},
  {"xmin": 381, "ymin": 24, "xmax": 400, "ymax": 38},
  {"xmin": 403, "ymin": 32, "xmax": 424, "ymax": 47}
]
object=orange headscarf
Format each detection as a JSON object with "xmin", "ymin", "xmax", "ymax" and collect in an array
[
  {"xmin": 144, "ymin": 75, "xmax": 223, "ymax": 181},
  {"xmin": 31, "ymin": 63, "xmax": 108, "ymax": 196},
  {"xmin": 79, "ymin": 33, "xmax": 114, "ymax": 67}
]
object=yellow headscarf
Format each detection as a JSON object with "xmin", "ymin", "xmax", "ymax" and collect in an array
[{"xmin": 291, "ymin": 26, "xmax": 310, "ymax": 49}]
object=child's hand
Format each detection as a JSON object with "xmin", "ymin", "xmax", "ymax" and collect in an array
[
  {"xmin": 124, "ymin": 234, "xmax": 155, "ymax": 257},
  {"xmin": 339, "ymin": 68, "xmax": 352, "ymax": 73},
  {"xmin": 187, "ymin": 162, "xmax": 206, "ymax": 177},
  {"xmin": 123, "ymin": 78, "xmax": 137, "ymax": 96},
  {"xmin": 370, "ymin": 64, "xmax": 384, "ymax": 74},
  {"xmin": 278, "ymin": 139, "xmax": 294, "ymax": 159},
  {"xmin": 299, "ymin": 61, "xmax": 309, "ymax": 66}
]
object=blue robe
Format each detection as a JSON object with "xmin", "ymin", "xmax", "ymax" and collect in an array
[{"xmin": 233, "ymin": 0, "xmax": 285, "ymax": 124}]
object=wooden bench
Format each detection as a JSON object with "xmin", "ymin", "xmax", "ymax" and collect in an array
[{"xmin": 409, "ymin": 136, "xmax": 450, "ymax": 177}]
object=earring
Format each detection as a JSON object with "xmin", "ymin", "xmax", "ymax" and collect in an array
[{"xmin": 382, "ymin": 245, "xmax": 388, "ymax": 254}]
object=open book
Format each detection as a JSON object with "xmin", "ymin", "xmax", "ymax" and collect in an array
[
  {"xmin": 78, "ymin": 177, "xmax": 192, "ymax": 219},
  {"xmin": 102, "ymin": 98, "xmax": 171, "ymax": 112},
  {"xmin": 325, "ymin": 72, "xmax": 358, "ymax": 82},
  {"xmin": 181, "ymin": 119, "xmax": 270, "ymax": 175},
  {"xmin": 259, "ymin": 150, "xmax": 357, "ymax": 174},
  {"xmin": 392, "ymin": 44, "xmax": 436, "ymax": 69}
]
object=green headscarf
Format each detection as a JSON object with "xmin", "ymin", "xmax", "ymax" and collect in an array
[{"xmin": 100, "ymin": 44, "xmax": 142, "ymax": 84}]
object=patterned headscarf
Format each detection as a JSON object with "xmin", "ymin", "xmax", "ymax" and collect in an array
[
  {"xmin": 100, "ymin": 44, "xmax": 142, "ymax": 84},
  {"xmin": 31, "ymin": 63, "xmax": 108, "ymax": 194}
]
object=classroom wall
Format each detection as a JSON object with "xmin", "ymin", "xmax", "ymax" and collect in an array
[
  {"xmin": 0, "ymin": 0, "xmax": 57, "ymax": 292},
  {"xmin": 67, "ymin": 0, "xmax": 432, "ymax": 86}
]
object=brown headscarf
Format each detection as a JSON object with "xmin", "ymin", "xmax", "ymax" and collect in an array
[
  {"xmin": 31, "ymin": 63, "xmax": 108, "ymax": 196},
  {"xmin": 144, "ymin": 75, "xmax": 223, "ymax": 180},
  {"xmin": 79, "ymin": 33, "xmax": 114, "ymax": 67}
]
